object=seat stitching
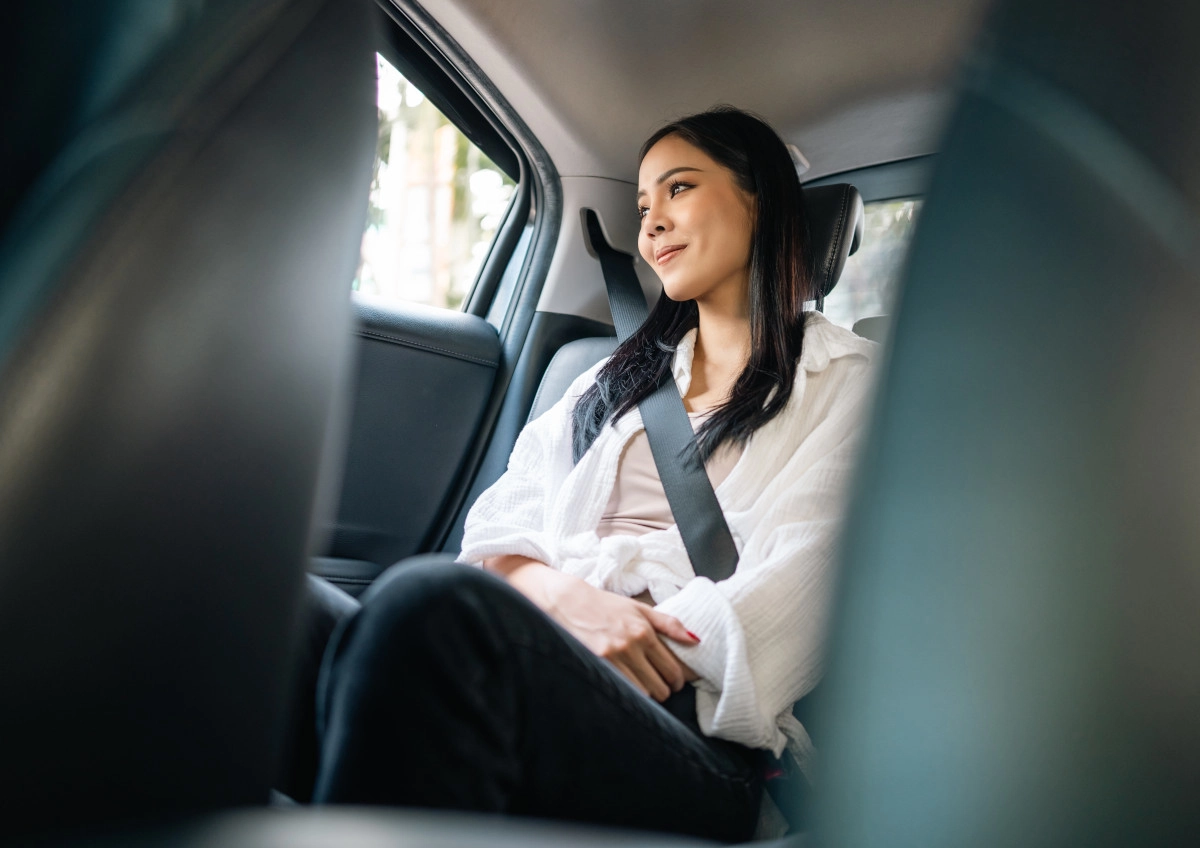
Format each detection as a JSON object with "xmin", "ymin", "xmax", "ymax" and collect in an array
[
  {"xmin": 356, "ymin": 329, "xmax": 498, "ymax": 367},
  {"xmin": 822, "ymin": 186, "xmax": 849, "ymax": 296}
]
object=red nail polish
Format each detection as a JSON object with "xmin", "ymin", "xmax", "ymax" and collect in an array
[{"xmin": 686, "ymin": 630, "xmax": 701, "ymax": 642}]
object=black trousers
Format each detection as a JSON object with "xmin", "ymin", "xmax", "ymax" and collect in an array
[{"xmin": 292, "ymin": 556, "xmax": 764, "ymax": 842}]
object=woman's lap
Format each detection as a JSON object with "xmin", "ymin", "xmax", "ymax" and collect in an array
[{"xmin": 310, "ymin": 556, "xmax": 764, "ymax": 842}]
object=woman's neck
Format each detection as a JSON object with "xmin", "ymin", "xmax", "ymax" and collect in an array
[{"xmin": 686, "ymin": 297, "xmax": 751, "ymax": 411}]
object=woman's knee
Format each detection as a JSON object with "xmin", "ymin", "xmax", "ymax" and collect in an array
[
  {"xmin": 328, "ymin": 558, "xmax": 513, "ymax": 672},
  {"xmin": 362, "ymin": 556, "xmax": 505, "ymax": 622}
]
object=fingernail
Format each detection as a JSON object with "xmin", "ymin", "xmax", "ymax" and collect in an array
[{"xmin": 686, "ymin": 630, "xmax": 701, "ymax": 642}]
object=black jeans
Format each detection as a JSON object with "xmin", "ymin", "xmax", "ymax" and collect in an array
[{"xmin": 304, "ymin": 556, "xmax": 765, "ymax": 842}]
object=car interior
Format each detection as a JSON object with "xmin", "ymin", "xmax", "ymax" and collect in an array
[{"xmin": 2, "ymin": 0, "xmax": 1197, "ymax": 845}]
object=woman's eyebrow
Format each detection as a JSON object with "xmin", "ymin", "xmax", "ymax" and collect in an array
[{"xmin": 636, "ymin": 166, "xmax": 704, "ymax": 199}]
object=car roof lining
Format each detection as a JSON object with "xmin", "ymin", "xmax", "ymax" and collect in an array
[{"xmin": 420, "ymin": 0, "xmax": 989, "ymax": 180}]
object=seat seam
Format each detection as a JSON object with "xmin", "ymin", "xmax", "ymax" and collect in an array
[
  {"xmin": 822, "ymin": 186, "xmax": 849, "ymax": 295},
  {"xmin": 356, "ymin": 329, "xmax": 498, "ymax": 367}
]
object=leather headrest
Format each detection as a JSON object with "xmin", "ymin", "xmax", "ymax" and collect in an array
[{"xmin": 802, "ymin": 183, "xmax": 864, "ymax": 299}]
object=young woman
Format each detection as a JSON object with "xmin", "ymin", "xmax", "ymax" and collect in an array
[{"xmin": 307, "ymin": 107, "xmax": 875, "ymax": 842}]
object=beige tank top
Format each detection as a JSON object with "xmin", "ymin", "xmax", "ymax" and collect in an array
[{"xmin": 595, "ymin": 410, "xmax": 741, "ymax": 539}]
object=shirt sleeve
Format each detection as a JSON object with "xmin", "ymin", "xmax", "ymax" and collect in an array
[
  {"xmin": 457, "ymin": 362, "xmax": 605, "ymax": 569},
  {"xmin": 653, "ymin": 363, "xmax": 872, "ymax": 754}
]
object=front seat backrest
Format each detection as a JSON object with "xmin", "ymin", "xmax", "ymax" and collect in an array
[
  {"xmin": 814, "ymin": 0, "xmax": 1200, "ymax": 844},
  {"xmin": 0, "ymin": 0, "xmax": 375, "ymax": 836}
]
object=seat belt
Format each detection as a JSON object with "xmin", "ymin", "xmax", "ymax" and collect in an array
[
  {"xmin": 584, "ymin": 209, "xmax": 738, "ymax": 583},
  {"xmin": 588, "ymin": 209, "xmax": 813, "ymax": 831}
]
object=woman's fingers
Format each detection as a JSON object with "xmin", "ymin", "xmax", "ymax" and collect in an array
[
  {"xmin": 608, "ymin": 657, "xmax": 649, "ymax": 698},
  {"xmin": 644, "ymin": 607, "xmax": 701, "ymax": 646},
  {"xmin": 643, "ymin": 634, "xmax": 687, "ymax": 693},
  {"xmin": 612, "ymin": 654, "xmax": 671, "ymax": 702},
  {"xmin": 543, "ymin": 580, "xmax": 697, "ymax": 701}
]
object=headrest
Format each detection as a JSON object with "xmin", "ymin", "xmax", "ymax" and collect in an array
[{"xmin": 802, "ymin": 183, "xmax": 864, "ymax": 300}]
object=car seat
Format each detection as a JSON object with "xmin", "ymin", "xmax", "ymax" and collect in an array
[
  {"xmin": 0, "ymin": 0, "xmax": 375, "ymax": 837},
  {"xmin": 814, "ymin": 0, "xmax": 1200, "ymax": 844}
]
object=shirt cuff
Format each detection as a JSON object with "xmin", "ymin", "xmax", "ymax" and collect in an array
[{"xmin": 654, "ymin": 576, "xmax": 784, "ymax": 752}]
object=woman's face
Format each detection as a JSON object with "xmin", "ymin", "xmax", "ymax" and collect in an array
[{"xmin": 637, "ymin": 134, "xmax": 756, "ymax": 308}]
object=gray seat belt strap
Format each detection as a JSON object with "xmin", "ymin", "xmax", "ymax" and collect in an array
[{"xmin": 584, "ymin": 209, "xmax": 739, "ymax": 582}]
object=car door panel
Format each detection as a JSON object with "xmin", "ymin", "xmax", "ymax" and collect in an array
[{"xmin": 317, "ymin": 295, "xmax": 501, "ymax": 591}]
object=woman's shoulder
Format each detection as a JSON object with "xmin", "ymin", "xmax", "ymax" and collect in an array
[{"xmin": 798, "ymin": 310, "xmax": 876, "ymax": 374}]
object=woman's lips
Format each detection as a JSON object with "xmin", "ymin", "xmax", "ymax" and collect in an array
[{"xmin": 655, "ymin": 244, "xmax": 686, "ymax": 265}]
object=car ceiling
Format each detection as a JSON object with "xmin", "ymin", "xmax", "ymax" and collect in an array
[{"xmin": 423, "ymin": 0, "xmax": 991, "ymax": 182}]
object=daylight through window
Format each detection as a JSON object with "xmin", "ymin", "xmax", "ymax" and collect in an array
[{"xmin": 355, "ymin": 55, "xmax": 516, "ymax": 310}]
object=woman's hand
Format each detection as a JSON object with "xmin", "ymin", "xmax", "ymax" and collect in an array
[{"xmin": 483, "ymin": 555, "xmax": 700, "ymax": 701}]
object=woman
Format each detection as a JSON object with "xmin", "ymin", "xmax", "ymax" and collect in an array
[{"xmin": 308, "ymin": 107, "xmax": 875, "ymax": 841}]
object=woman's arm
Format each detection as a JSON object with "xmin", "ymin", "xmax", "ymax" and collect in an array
[
  {"xmin": 484, "ymin": 554, "xmax": 699, "ymax": 702},
  {"xmin": 458, "ymin": 365, "xmax": 603, "ymax": 570},
  {"xmin": 460, "ymin": 359, "xmax": 700, "ymax": 701}
]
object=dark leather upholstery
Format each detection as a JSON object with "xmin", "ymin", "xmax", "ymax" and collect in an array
[
  {"xmin": 319, "ymin": 295, "xmax": 501, "ymax": 592},
  {"xmin": 0, "ymin": 0, "xmax": 375, "ymax": 837},
  {"xmin": 814, "ymin": 0, "xmax": 1200, "ymax": 845},
  {"xmin": 804, "ymin": 183, "xmax": 864, "ymax": 299}
]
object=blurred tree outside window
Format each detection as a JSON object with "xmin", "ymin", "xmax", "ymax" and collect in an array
[
  {"xmin": 822, "ymin": 198, "xmax": 921, "ymax": 330},
  {"xmin": 355, "ymin": 54, "xmax": 516, "ymax": 310}
]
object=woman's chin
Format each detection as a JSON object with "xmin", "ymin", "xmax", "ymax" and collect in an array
[{"xmin": 660, "ymin": 279, "xmax": 702, "ymax": 303}]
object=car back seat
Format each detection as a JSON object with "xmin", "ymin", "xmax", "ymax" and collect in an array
[{"xmin": 852, "ymin": 314, "xmax": 889, "ymax": 344}]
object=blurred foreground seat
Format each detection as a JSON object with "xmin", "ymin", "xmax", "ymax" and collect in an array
[{"xmin": 0, "ymin": 0, "xmax": 376, "ymax": 839}]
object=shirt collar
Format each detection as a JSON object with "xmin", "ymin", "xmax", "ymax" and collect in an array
[
  {"xmin": 669, "ymin": 311, "xmax": 873, "ymax": 394},
  {"xmin": 671, "ymin": 328, "xmax": 698, "ymax": 395}
]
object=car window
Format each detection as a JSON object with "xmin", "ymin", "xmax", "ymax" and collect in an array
[
  {"xmin": 355, "ymin": 54, "xmax": 516, "ymax": 311},
  {"xmin": 822, "ymin": 198, "xmax": 921, "ymax": 330}
]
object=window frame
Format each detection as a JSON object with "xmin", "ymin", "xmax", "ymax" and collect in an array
[
  {"xmin": 371, "ymin": 0, "xmax": 563, "ymax": 552},
  {"xmin": 372, "ymin": 0, "xmax": 552, "ymax": 325},
  {"xmin": 804, "ymin": 155, "xmax": 934, "ymax": 203}
]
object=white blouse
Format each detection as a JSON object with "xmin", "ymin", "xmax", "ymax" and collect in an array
[{"xmin": 458, "ymin": 310, "xmax": 876, "ymax": 771}]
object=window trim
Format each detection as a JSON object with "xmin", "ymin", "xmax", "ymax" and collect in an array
[
  {"xmin": 372, "ymin": 0, "xmax": 559, "ymax": 324},
  {"xmin": 372, "ymin": 0, "xmax": 563, "ymax": 552},
  {"xmin": 374, "ymin": 20, "xmax": 518, "ymax": 182},
  {"xmin": 805, "ymin": 155, "xmax": 934, "ymax": 203}
]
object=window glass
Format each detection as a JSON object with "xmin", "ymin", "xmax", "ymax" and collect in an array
[
  {"xmin": 355, "ymin": 54, "xmax": 516, "ymax": 310},
  {"xmin": 822, "ymin": 198, "xmax": 921, "ymax": 330}
]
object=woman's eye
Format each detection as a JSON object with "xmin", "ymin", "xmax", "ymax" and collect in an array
[
  {"xmin": 637, "ymin": 206, "xmax": 648, "ymax": 220},
  {"xmin": 668, "ymin": 181, "xmax": 692, "ymax": 197}
]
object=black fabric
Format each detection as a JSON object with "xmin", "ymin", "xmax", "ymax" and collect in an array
[
  {"xmin": 313, "ymin": 559, "xmax": 765, "ymax": 842},
  {"xmin": 0, "ymin": 0, "xmax": 376, "ymax": 837},
  {"xmin": 584, "ymin": 209, "xmax": 739, "ymax": 583}
]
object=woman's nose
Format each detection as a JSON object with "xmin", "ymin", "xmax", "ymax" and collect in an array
[{"xmin": 642, "ymin": 207, "xmax": 668, "ymax": 235}]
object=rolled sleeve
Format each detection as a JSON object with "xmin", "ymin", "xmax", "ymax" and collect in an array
[
  {"xmin": 655, "ymin": 429, "xmax": 862, "ymax": 754},
  {"xmin": 457, "ymin": 363, "xmax": 605, "ymax": 569}
]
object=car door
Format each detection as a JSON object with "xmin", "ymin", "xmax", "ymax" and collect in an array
[{"xmin": 314, "ymin": 2, "xmax": 615, "ymax": 594}]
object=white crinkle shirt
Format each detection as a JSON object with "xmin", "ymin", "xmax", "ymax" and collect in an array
[{"xmin": 458, "ymin": 310, "xmax": 875, "ymax": 769}]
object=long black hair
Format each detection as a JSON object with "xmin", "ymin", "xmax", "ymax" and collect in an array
[{"xmin": 570, "ymin": 106, "xmax": 814, "ymax": 465}]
